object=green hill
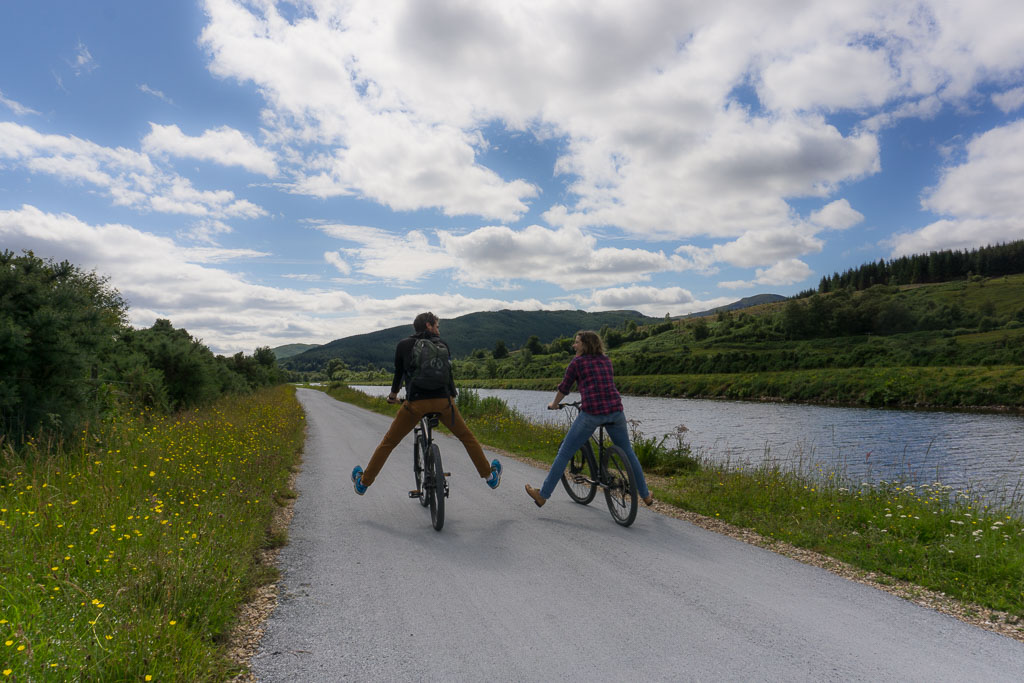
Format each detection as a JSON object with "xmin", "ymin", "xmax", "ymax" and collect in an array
[
  {"xmin": 458, "ymin": 273, "xmax": 1024, "ymax": 409},
  {"xmin": 270, "ymin": 343, "xmax": 320, "ymax": 359},
  {"xmin": 282, "ymin": 309, "xmax": 663, "ymax": 372},
  {"xmin": 682, "ymin": 293, "xmax": 786, "ymax": 318}
]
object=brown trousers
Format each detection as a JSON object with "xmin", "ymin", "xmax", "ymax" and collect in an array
[{"xmin": 362, "ymin": 397, "xmax": 491, "ymax": 486}]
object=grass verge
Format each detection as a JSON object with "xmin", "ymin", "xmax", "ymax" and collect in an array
[
  {"xmin": 324, "ymin": 383, "xmax": 1024, "ymax": 624},
  {"xmin": 0, "ymin": 385, "xmax": 305, "ymax": 681}
]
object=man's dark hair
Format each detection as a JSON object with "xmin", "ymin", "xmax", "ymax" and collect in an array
[{"xmin": 413, "ymin": 311, "xmax": 439, "ymax": 334}]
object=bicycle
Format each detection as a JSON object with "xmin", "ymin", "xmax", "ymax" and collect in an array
[
  {"xmin": 408, "ymin": 410, "xmax": 449, "ymax": 531},
  {"xmin": 555, "ymin": 401, "xmax": 639, "ymax": 526}
]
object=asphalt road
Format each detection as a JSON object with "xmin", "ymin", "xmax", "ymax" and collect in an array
[{"xmin": 251, "ymin": 388, "xmax": 1024, "ymax": 681}]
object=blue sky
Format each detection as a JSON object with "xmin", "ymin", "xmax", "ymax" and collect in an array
[{"xmin": 2, "ymin": 1, "xmax": 1024, "ymax": 354}]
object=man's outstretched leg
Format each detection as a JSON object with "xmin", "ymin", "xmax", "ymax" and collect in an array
[
  {"xmin": 436, "ymin": 399, "xmax": 501, "ymax": 488},
  {"xmin": 354, "ymin": 403, "xmax": 420, "ymax": 494}
]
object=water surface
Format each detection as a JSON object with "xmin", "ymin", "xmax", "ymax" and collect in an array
[{"xmin": 351, "ymin": 385, "xmax": 1024, "ymax": 508}]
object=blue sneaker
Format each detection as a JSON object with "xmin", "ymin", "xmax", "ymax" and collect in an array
[
  {"xmin": 486, "ymin": 459, "xmax": 502, "ymax": 489},
  {"xmin": 351, "ymin": 465, "xmax": 367, "ymax": 495}
]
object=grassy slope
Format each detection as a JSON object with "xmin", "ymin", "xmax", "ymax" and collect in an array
[
  {"xmin": 456, "ymin": 275, "xmax": 1024, "ymax": 410},
  {"xmin": 0, "ymin": 386, "xmax": 304, "ymax": 680}
]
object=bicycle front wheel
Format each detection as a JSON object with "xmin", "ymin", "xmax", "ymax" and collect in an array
[
  {"xmin": 602, "ymin": 444, "xmax": 638, "ymax": 526},
  {"xmin": 414, "ymin": 436, "xmax": 428, "ymax": 507},
  {"xmin": 427, "ymin": 444, "xmax": 445, "ymax": 531},
  {"xmin": 560, "ymin": 440, "xmax": 598, "ymax": 504}
]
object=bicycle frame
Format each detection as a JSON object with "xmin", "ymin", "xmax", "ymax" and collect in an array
[
  {"xmin": 558, "ymin": 403, "xmax": 612, "ymax": 489},
  {"xmin": 410, "ymin": 411, "xmax": 448, "ymax": 530},
  {"xmin": 556, "ymin": 401, "xmax": 639, "ymax": 526}
]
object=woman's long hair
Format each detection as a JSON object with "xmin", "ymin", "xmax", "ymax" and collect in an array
[{"xmin": 575, "ymin": 330, "xmax": 604, "ymax": 356}]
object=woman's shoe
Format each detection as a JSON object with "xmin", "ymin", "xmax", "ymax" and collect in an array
[
  {"xmin": 642, "ymin": 494, "xmax": 654, "ymax": 506},
  {"xmin": 525, "ymin": 484, "xmax": 546, "ymax": 507}
]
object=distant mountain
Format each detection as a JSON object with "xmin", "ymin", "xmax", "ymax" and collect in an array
[
  {"xmin": 270, "ymin": 343, "xmax": 320, "ymax": 360},
  {"xmin": 682, "ymin": 293, "xmax": 787, "ymax": 318},
  {"xmin": 282, "ymin": 309, "xmax": 661, "ymax": 371}
]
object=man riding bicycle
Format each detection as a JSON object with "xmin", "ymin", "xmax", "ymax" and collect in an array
[{"xmin": 352, "ymin": 311, "xmax": 502, "ymax": 494}]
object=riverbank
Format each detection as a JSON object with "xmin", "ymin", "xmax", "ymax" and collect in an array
[
  {"xmin": 459, "ymin": 365, "xmax": 1024, "ymax": 412},
  {"xmin": 322, "ymin": 383, "xmax": 1024, "ymax": 638}
]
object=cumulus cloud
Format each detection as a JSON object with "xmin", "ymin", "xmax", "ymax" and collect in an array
[
  {"xmin": 316, "ymin": 223, "xmax": 456, "ymax": 281},
  {"xmin": 810, "ymin": 199, "xmax": 864, "ymax": 230},
  {"xmin": 316, "ymin": 222, "xmax": 705, "ymax": 290},
  {"xmin": 890, "ymin": 119, "xmax": 1024, "ymax": 256},
  {"xmin": 0, "ymin": 122, "xmax": 265, "ymax": 218},
  {"xmin": 440, "ymin": 224, "xmax": 696, "ymax": 289},
  {"xmin": 142, "ymin": 123, "xmax": 278, "ymax": 176},
  {"xmin": 992, "ymin": 86, "xmax": 1024, "ymax": 114},
  {"xmin": 193, "ymin": 0, "xmax": 1024, "ymax": 262},
  {"xmin": 712, "ymin": 228, "xmax": 823, "ymax": 268},
  {"xmin": 760, "ymin": 43, "xmax": 899, "ymax": 113},
  {"xmin": 199, "ymin": 0, "xmax": 538, "ymax": 221},
  {"xmin": 719, "ymin": 259, "xmax": 814, "ymax": 290},
  {"xmin": 0, "ymin": 205, "xmax": 565, "ymax": 353},
  {"xmin": 572, "ymin": 285, "xmax": 733, "ymax": 318}
]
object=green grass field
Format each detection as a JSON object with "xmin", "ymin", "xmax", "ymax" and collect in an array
[{"xmin": 0, "ymin": 386, "xmax": 304, "ymax": 681}]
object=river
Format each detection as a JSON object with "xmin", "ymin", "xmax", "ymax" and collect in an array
[{"xmin": 349, "ymin": 385, "xmax": 1024, "ymax": 510}]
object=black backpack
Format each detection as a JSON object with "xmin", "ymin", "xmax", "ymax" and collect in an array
[{"xmin": 408, "ymin": 337, "xmax": 451, "ymax": 392}]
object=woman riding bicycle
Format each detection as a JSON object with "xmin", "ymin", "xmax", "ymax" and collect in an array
[{"xmin": 525, "ymin": 330, "xmax": 653, "ymax": 508}]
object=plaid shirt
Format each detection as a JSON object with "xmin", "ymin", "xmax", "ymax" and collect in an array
[{"xmin": 557, "ymin": 354, "xmax": 623, "ymax": 416}]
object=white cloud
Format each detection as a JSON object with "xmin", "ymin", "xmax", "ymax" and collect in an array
[
  {"xmin": 199, "ymin": 0, "xmax": 538, "ymax": 221},
  {"xmin": 179, "ymin": 219, "xmax": 233, "ymax": 245},
  {"xmin": 576, "ymin": 285, "xmax": 695, "ymax": 310},
  {"xmin": 142, "ymin": 123, "xmax": 278, "ymax": 176},
  {"xmin": 317, "ymin": 223, "xmax": 456, "ymax": 281},
  {"xmin": 0, "ymin": 89, "xmax": 39, "ymax": 116},
  {"xmin": 324, "ymin": 250, "xmax": 351, "ymax": 275},
  {"xmin": 720, "ymin": 259, "xmax": 814, "ymax": 290},
  {"xmin": 0, "ymin": 121, "xmax": 266, "ymax": 219},
  {"xmin": 193, "ymin": 0, "xmax": 1024, "ymax": 260},
  {"xmin": 890, "ymin": 119, "xmax": 1024, "ymax": 256},
  {"xmin": 440, "ymin": 224, "xmax": 690, "ymax": 289},
  {"xmin": 861, "ymin": 96, "xmax": 943, "ymax": 133},
  {"xmin": 760, "ymin": 43, "xmax": 899, "ymax": 113},
  {"xmin": 922, "ymin": 119, "xmax": 1024, "ymax": 219},
  {"xmin": 71, "ymin": 41, "xmax": 97, "ymax": 76},
  {"xmin": 0, "ymin": 205, "xmax": 568, "ymax": 353},
  {"xmin": 139, "ymin": 84, "xmax": 175, "ymax": 105},
  {"xmin": 712, "ymin": 228, "xmax": 823, "ymax": 269},
  {"xmin": 573, "ymin": 285, "xmax": 733, "ymax": 318},
  {"xmin": 809, "ymin": 199, "xmax": 864, "ymax": 230},
  {"xmin": 992, "ymin": 86, "xmax": 1024, "ymax": 114}
]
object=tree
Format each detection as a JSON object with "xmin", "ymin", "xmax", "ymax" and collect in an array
[
  {"xmin": 493, "ymin": 340, "xmax": 509, "ymax": 359},
  {"xmin": 525, "ymin": 335, "xmax": 544, "ymax": 354},
  {"xmin": 1, "ymin": 251, "xmax": 128, "ymax": 441},
  {"xmin": 125, "ymin": 320, "xmax": 224, "ymax": 409},
  {"xmin": 326, "ymin": 357, "xmax": 349, "ymax": 381}
]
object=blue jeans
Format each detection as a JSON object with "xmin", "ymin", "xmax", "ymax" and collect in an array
[{"xmin": 540, "ymin": 410, "xmax": 650, "ymax": 500}]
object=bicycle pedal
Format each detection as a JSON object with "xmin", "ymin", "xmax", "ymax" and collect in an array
[{"xmin": 408, "ymin": 490, "xmax": 421, "ymax": 498}]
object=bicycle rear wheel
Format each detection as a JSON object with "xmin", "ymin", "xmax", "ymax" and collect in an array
[
  {"xmin": 602, "ymin": 444, "xmax": 638, "ymax": 526},
  {"xmin": 414, "ymin": 436, "xmax": 428, "ymax": 507},
  {"xmin": 560, "ymin": 440, "xmax": 598, "ymax": 504},
  {"xmin": 427, "ymin": 444, "xmax": 445, "ymax": 531}
]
